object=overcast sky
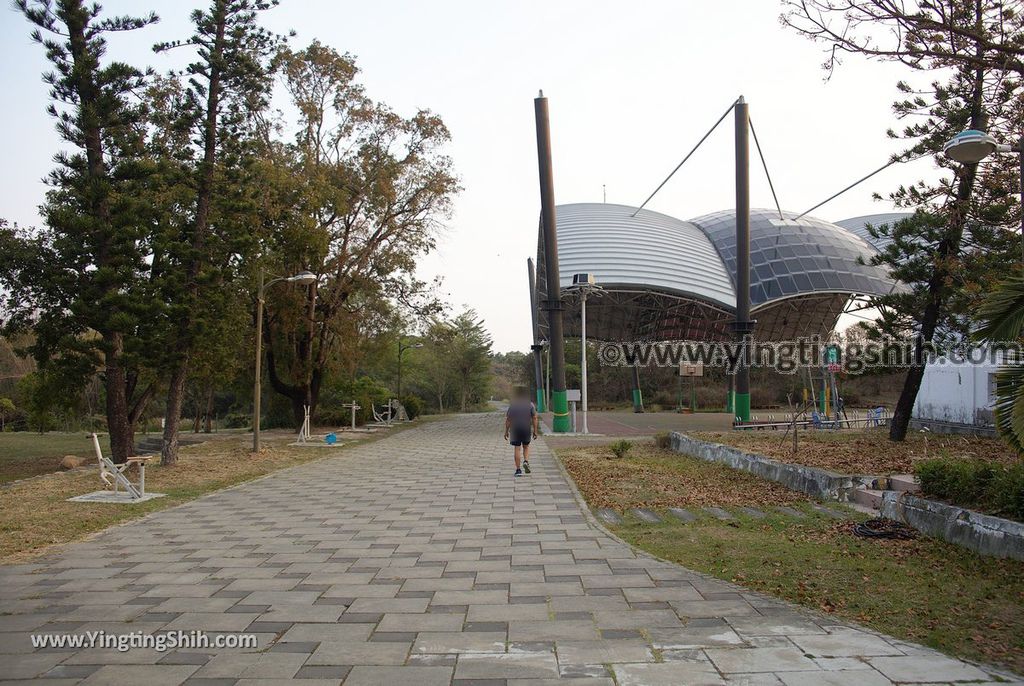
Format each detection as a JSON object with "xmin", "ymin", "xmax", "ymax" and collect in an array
[{"xmin": 0, "ymin": 0, "xmax": 940, "ymax": 352}]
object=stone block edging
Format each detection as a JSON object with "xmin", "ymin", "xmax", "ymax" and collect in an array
[
  {"xmin": 666, "ymin": 432, "xmax": 1024, "ymax": 561},
  {"xmin": 880, "ymin": 491, "xmax": 1024, "ymax": 561},
  {"xmin": 669, "ymin": 432, "xmax": 871, "ymax": 501}
]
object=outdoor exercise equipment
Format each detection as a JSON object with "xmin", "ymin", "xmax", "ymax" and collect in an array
[
  {"xmin": 370, "ymin": 399, "xmax": 409, "ymax": 427},
  {"xmin": 292, "ymin": 404, "xmax": 352, "ymax": 446},
  {"xmin": 341, "ymin": 401, "xmax": 361, "ymax": 430},
  {"xmin": 296, "ymin": 405, "xmax": 312, "ymax": 444},
  {"xmin": 91, "ymin": 432, "xmax": 151, "ymax": 500}
]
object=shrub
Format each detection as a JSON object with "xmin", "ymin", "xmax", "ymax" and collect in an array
[
  {"xmin": 654, "ymin": 432, "xmax": 671, "ymax": 450},
  {"xmin": 915, "ymin": 459, "xmax": 995, "ymax": 505},
  {"xmin": 915, "ymin": 458, "xmax": 1024, "ymax": 521},
  {"xmin": 223, "ymin": 413, "xmax": 251, "ymax": 429},
  {"xmin": 609, "ymin": 439, "xmax": 633, "ymax": 459},
  {"xmin": 990, "ymin": 463, "xmax": 1024, "ymax": 521},
  {"xmin": 318, "ymin": 375, "xmax": 392, "ymax": 426},
  {"xmin": 314, "ymin": 407, "xmax": 351, "ymax": 428}
]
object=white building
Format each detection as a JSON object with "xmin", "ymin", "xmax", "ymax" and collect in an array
[{"xmin": 912, "ymin": 348, "xmax": 1009, "ymax": 427}]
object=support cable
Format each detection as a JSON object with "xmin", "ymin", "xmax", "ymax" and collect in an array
[
  {"xmin": 632, "ymin": 98, "xmax": 740, "ymax": 217},
  {"xmin": 749, "ymin": 117, "xmax": 784, "ymax": 220},
  {"xmin": 795, "ymin": 158, "xmax": 902, "ymax": 220}
]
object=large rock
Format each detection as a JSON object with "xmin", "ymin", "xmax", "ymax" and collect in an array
[{"xmin": 60, "ymin": 455, "xmax": 85, "ymax": 470}]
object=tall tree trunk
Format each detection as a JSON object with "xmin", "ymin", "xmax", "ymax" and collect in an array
[
  {"xmin": 161, "ymin": 362, "xmax": 188, "ymax": 464},
  {"xmin": 161, "ymin": 1, "xmax": 226, "ymax": 464},
  {"xmin": 889, "ymin": 316, "xmax": 937, "ymax": 440},
  {"xmin": 890, "ymin": 33, "xmax": 986, "ymax": 441},
  {"xmin": 291, "ymin": 395, "xmax": 306, "ymax": 431},
  {"xmin": 104, "ymin": 332, "xmax": 134, "ymax": 464},
  {"xmin": 204, "ymin": 386, "xmax": 214, "ymax": 433},
  {"xmin": 287, "ymin": 383, "xmax": 319, "ymax": 430},
  {"xmin": 66, "ymin": 5, "xmax": 139, "ymax": 463},
  {"xmin": 265, "ymin": 323, "xmax": 322, "ymax": 431}
]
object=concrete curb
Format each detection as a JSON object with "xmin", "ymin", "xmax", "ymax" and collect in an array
[
  {"xmin": 667, "ymin": 431, "xmax": 1024, "ymax": 562},
  {"xmin": 669, "ymin": 432, "xmax": 875, "ymax": 501},
  {"xmin": 881, "ymin": 491, "xmax": 1024, "ymax": 561}
]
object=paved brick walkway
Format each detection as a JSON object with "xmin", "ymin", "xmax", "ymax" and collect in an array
[{"xmin": 0, "ymin": 414, "xmax": 1016, "ymax": 685}]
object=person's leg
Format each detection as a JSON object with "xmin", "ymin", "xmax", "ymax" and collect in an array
[
  {"xmin": 522, "ymin": 441, "xmax": 531, "ymax": 473},
  {"xmin": 513, "ymin": 444, "xmax": 522, "ymax": 470}
]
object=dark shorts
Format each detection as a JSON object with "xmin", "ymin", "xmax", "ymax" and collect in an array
[{"xmin": 509, "ymin": 427, "xmax": 532, "ymax": 446}]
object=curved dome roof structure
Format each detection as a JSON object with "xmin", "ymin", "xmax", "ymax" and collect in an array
[
  {"xmin": 536, "ymin": 203, "xmax": 898, "ymax": 342},
  {"xmin": 553, "ymin": 204, "xmax": 734, "ymax": 308},
  {"xmin": 834, "ymin": 212, "xmax": 912, "ymax": 253}
]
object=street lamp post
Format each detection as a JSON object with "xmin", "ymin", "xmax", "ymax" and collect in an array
[
  {"xmin": 252, "ymin": 268, "xmax": 317, "ymax": 454},
  {"xmin": 568, "ymin": 274, "xmax": 601, "ymax": 434},
  {"xmin": 943, "ymin": 129, "xmax": 1024, "ymax": 264},
  {"xmin": 580, "ymin": 289, "xmax": 589, "ymax": 435},
  {"xmin": 397, "ymin": 338, "xmax": 423, "ymax": 400}
]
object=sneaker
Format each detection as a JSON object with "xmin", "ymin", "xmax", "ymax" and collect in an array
[
  {"xmin": 523, "ymin": 461, "xmax": 531, "ymax": 474},
  {"xmin": 514, "ymin": 469, "xmax": 523, "ymax": 477}
]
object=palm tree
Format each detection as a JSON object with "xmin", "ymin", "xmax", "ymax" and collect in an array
[{"xmin": 974, "ymin": 276, "xmax": 1024, "ymax": 455}]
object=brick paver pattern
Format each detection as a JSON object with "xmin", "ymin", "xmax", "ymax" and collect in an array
[{"xmin": 1, "ymin": 414, "xmax": 1017, "ymax": 685}]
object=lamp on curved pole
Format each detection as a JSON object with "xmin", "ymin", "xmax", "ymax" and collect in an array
[
  {"xmin": 252, "ymin": 269, "xmax": 317, "ymax": 453},
  {"xmin": 943, "ymin": 129, "xmax": 1023, "ymax": 265}
]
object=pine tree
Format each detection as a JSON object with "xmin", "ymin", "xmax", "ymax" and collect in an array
[
  {"xmin": 153, "ymin": 0, "xmax": 283, "ymax": 464},
  {"xmin": 0, "ymin": 0, "xmax": 159, "ymax": 462},
  {"xmin": 783, "ymin": 0, "xmax": 1024, "ymax": 441}
]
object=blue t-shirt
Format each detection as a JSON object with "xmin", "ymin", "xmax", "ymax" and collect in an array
[{"xmin": 506, "ymin": 400, "xmax": 536, "ymax": 431}]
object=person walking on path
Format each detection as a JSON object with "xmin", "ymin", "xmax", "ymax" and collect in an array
[{"xmin": 504, "ymin": 390, "xmax": 538, "ymax": 477}]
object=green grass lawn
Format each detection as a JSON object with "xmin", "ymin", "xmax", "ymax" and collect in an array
[
  {"xmin": 559, "ymin": 443, "xmax": 1024, "ymax": 674},
  {"xmin": 0, "ymin": 431, "xmax": 112, "ymax": 483}
]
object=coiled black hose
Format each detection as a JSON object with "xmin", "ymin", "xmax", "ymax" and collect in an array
[{"xmin": 852, "ymin": 517, "xmax": 917, "ymax": 540}]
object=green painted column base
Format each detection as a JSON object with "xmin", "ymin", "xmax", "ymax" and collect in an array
[
  {"xmin": 734, "ymin": 392, "xmax": 751, "ymax": 422},
  {"xmin": 535, "ymin": 389, "xmax": 545, "ymax": 413},
  {"xmin": 632, "ymin": 388, "xmax": 644, "ymax": 413},
  {"xmin": 726, "ymin": 389, "xmax": 734, "ymax": 413},
  {"xmin": 550, "ymin": 390, "xmax": 571, "ymax": 433}
]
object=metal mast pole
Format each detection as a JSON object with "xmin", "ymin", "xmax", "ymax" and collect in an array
[
  {"xmin": 527, "ymin": 258, "xmax": 545, "ymax": 412},
  {"xmin": 733, "ymin": 96, "xmax": 753, "ymax": 423},
  {"xmin": 535, "ymin": 91, "xmax": 570, "ymax": 432},
  {"xmin": 631, "ymin": 364, "xmax": 644, "ymax": 413}
]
